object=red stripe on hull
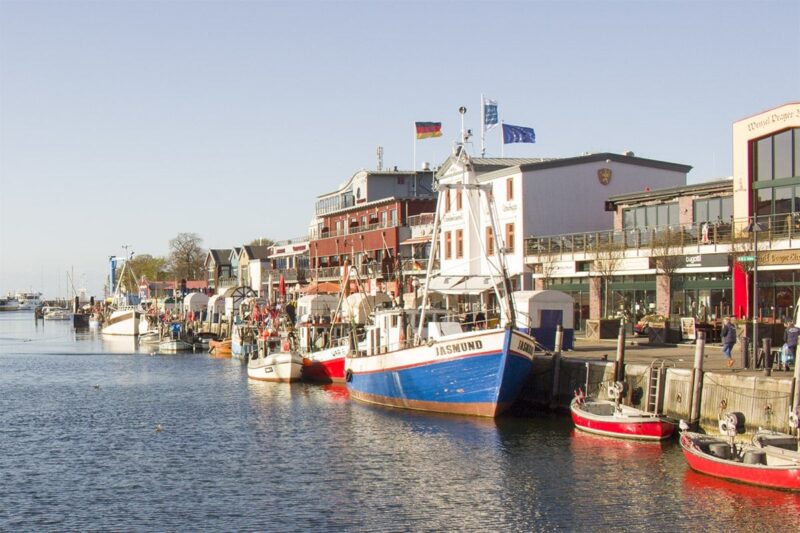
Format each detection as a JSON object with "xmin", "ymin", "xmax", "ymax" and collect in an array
[
  {"xmin": 303, "ymin": 357, "xmax": 345, "ymax": 383},
  {"xmin": 571, "ymin": 408, "xmax": 675, "ymax": 441},
  {"xmin": 680, "ymin": 434, "xmax": 800, "ymax": 491},
  {"xmin": 349, "ymin": 388, "xmax": 510, "ymax": 418}
]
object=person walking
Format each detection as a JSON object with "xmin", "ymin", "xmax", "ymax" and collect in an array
[
  {"xmin": 720, "ymin": 317, "xmax": 736, "ymax": 368},
  {"xmin": 783, "ymin": 321, "xmax": 799, "ymax": 370}
]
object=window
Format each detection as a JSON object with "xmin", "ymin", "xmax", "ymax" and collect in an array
[
  {"xmin": 390, "ymin": 209, "xmax": 397, "ymax": 224},
  {"xmin": 506, "ymin": 178, "xmax": 514, "ymax": 201},
  {"xmin": 756, "ymin": 137, "xmax": 773, "ymax": 181},
  {"xmin": 693, "ymin": 197, "xmax": 733, "ymax": 224},
  {"xmin": 361, "ymin": 215, "xmax": 367, "ymax": 226},
  {"xmin": 456, "ymin": 229, "xmax": 463, "ymax": 258},
  {"xmin": 335, "ymin": 220, "xmax": 341, "ymax": 233},
  {"xmin": 486, "ymin": 227, "xmax": 494, "ymax": 255},
  {"xmin": 445, "ymin": 190, "xmax": 451, "ymax": 212},
  {"xmin": 456, "ymin": 190, "xmax": 462, "ymax": 210},
  {"xmin": 774, "ymin": 130, "xmax": 793, "ymax": 180},
  {"xmin": 505, "ymin": 223, "xmax": 515, "ymax": 253},
  {"xmin": 381, "ymin": 211, "xmax": 387, "ymax": 226},
  {"xmin": 444, "ymin": 231, "xmax": 452, "ymax": 260}
]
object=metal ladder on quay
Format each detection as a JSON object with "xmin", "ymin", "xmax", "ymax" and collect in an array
[{"xmin": 645, "ymin": 359, "xmax": 673, "ymax": 415}]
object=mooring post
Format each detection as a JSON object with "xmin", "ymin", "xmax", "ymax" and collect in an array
[
  {"xmin": 689, "ymin": 330, "xmax": 706, "ymax": 428},
  {"xmin": 615, "ymin": 324, "xmax": 626, "ymax": 383},
  {"xmin": 792, "ymin": 358, "xmax": 800, "ymax": 413},
  {"xmin": 554, "ymin": 324, "xmax": 563, "ymax": 355},
  {"xmin": 762, "ymin": 337, "xmax": 773, "ymax": 376},
  {"xmin": 740, "ymin": 336, "xmax": 749, "ymax": 369},
  {"xmin": 550, "ymin": 325, "xmax": 563, "ymax": 408}
]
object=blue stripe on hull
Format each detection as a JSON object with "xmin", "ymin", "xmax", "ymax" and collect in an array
[{"xmin": 348, "ymin": 340, "xmax": 532, "ymax": 416}]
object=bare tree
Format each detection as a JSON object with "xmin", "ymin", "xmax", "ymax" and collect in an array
[
  {"xmin": 249, "ymin": 237, "xmax": 276, "ymax": 247},
  {"xmin": 592, "ymin": 238, "xmax": 624, "ymax": 318},
  {"xmin": 169, "ymin": 233, "xmax": 206, "ymax": 280},
  {"xmin": 650, "ymin": 229, "xmax": 684, "ymax": 317},
  {"xmin": 539, "ymin": 252, "xmax": 559, "ymax": 289}
]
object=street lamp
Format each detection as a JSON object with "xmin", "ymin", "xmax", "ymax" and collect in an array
[{"xmin": 745, "ymin": 215, "xmax": 765, "ymax": 365}]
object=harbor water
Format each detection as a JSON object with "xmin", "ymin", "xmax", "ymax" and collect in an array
[{"xmin": 1, "ymin": 313, "xmax": 798, "ymax": 531}]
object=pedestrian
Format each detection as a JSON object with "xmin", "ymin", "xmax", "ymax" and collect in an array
[
  {"xmin": 720, "ymin": 316, "xmax": 736, "ymax": 368},
  {"xmin": 783, "ymin": 321, "xmax": 799, "ymax": 370}
]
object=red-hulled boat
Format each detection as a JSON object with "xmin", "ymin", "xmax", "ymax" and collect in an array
[
  {"xmin": 680, "ymin": 413, "xmax": 800, "ymax": 491},
  {"xmin": 570, "ymin": 383, "xmax": 675, "ymax": 441}
]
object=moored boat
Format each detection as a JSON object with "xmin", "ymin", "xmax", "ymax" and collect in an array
[
  {"xmin": 570, "ymin": 383, "xmax": 676, "ymax": 441},
  {"xmin": 346, "ymin": 308, "xmax": 535, "ymax": 417},
  {"xmin": 102, "ymin": 308, "xmax": 140, "ymax": 335},
  {"xmin": 44, "ymin": 307, "xmax": 72, "ymax": 320},
  {"xmin": 248, "ymin": 335, "xmax": 303, "ymax": 383},
  {"xmin": 679, "ymin": 413, "xmax": 800, "ymax": 491},
  {"xmin": 16, "ymin": 292, "xmax": 42, "ymax": 310},
  {"xmin": 751, "ymin": 408, "xmax": 800, "ymax": 463},
  {"xmin": 0, "ymin": 296, "xmax": 20, "ymax": 311},
  {"xmin": 158, "ymin": 339, "xmax": 194, "ymax": 353},
  {"xmin": 209, "ymin": 338, "xmax": 232, "ymax": 358},
  {"xmin": 232, "ymin": 324, "xmax": 259, "ymax": 360}
]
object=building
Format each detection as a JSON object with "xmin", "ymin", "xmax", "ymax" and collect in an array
[
  {"xmin": 266, "ymin": 237, "xmax": 310, "ymax": 301},
  {"xmin": 203, "ymin": 249, "xmax": 233, "ymax": 295},
  {"xmin": 435, "ymin": 150, "xmax": 692, "ymax": 317},
  {"xmin": 309, "ymin": 167, "xmax": 436, "ymax": 296},
  {"xmin": 731, "ymin": 102, "xmax": 800, "ymax": 320},
  {"xmin": 238, "ymin": 245, "xmax": 271, "ymax": 297},
  {"xmin": 525, "ymin": 178, "xmax": 736, "ymax": 330}
]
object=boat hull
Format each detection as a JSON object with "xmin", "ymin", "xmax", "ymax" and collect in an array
[
  {"xmin": 570, "ymin": 399, "xmax": 675, "ymax": 441},
  {"xmin": 159, "ymin": 340, "xmax": 193, "ymax": 353},
  {"xmin": 209, "ymin": 339, "xmax": 232, "ymax": 358},
  {"xmin": 302, "ymin": 345, "xmax": 348, "ymax": 383},
  {"xmin": 345, "ymin": 328, "xmax": 534, "ymax": 417},
  {"xmin": 102, "ymin": 310, "xmax": 139, "ymax": 336},
  {"xmin": 680, "ymin": 432, "xmax": 800, "ymax": 491},
  {"xmin": 248, "ymin": 352, "xmax": 303, "ymax": 382}
]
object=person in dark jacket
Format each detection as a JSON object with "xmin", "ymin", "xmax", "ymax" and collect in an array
[
  {"xmin": 783, "ymin": 321, "xmax": 799, "ymax": 370},
  {"xmin": 720, "ymin": 317, "xmax": 736, "ymax": 368}
]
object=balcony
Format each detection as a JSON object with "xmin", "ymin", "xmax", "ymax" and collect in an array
[
  {"xmin": 318, "ymin": 220, "xmax": 400, "ymax": 240},
  {"xmin": 525, "ymin": 213, "xmax": 800, "ymax": 260}
]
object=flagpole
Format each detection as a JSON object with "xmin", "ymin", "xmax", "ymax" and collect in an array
[
  {"xmin": 413, "ymin": 122, "xmax": 416, "ymax": 171},
  {"xmin": 480, "ymin": 94, "xmax": 485, "ymax": 157},
  {"xmin": 501, "ymin": 120, "xmax": 505, "ymax": 158}
]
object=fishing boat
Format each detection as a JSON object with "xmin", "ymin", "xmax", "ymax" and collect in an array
[
  {"xmin": 0, "ymin": 296, "xmax": 20, "ymax": 311},
  {"xmin": 248, "ymin": 334, "xmax": 303, "ymax": 383},
  {"xmin": 679, "ymin": 413, "xmax": 800, "ymax": 491},
  {"xmin": 16, "ymin": 292, "xmax": 42, "ymax": 310},
  {"xmin": 102, "ymin": 308, "xmax": 141, "ymax": 335},
  {"xmin": 570, "ymin": 382, "xmax": 676, "ymax": 441},
  {"xmin": 344, "ymin": 151, "xmax": 536, "ymax": 418},
  {"xmin": 231, "ymin": 324, "xmax": 259, "ymax": 360}
]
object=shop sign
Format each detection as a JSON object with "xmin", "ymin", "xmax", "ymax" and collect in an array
[
  {"xmin": 680, "ymin": 317, "xmax": 696, "ymax": 341},
  {"xmin": 757, "ymin": 249, "xmax": 800, "ymax": 266},
  {"xmin": 650, "ymin": 253, "xmax": 729, "ymax": 269}
]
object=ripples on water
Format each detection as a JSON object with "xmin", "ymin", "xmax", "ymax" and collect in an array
[{"xmin": 1, "ymin": 313, "xmax": 799, "ymax": 531}]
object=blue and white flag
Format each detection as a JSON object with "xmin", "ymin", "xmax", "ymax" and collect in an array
[
  {"xmin": 502, "ymin": 123, "xmax": 536, "ymax": 144},
  {"xmin": 483, "ymin": 98, "xmax": 498, "ymax": 130}
]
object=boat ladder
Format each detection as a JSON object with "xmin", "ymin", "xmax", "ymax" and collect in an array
[{"xmin": 645, "ymin": 360, "xmax": 673, "ymax": 415}]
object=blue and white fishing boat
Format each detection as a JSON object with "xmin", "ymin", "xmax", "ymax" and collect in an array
[
  {"xmin": 344, "ymin": 137, "xmax": 536, "ymax": 417},
  {"xmin": 345, "ymin": 308, "xmax": 535, "ymax": 417}
]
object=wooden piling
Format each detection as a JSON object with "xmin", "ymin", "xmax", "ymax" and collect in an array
[
  {"xmin": 793, "ymin": 359, "xmax": 800, "ymax": 412},
  {"xmin": 689, "ymin": 330, "xmax": 706, "ymax": 428},
  {"xmin": 615, "ymin": 324, "xmax": 626, "ymax": 383},
  {"xmin": 554, "ymin": 325, "xmax": 563, "ymax": 355}
]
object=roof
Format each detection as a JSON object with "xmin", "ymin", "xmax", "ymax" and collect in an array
[
  {"xmin": 242, "ymin": 245, "xmax": 271, "ymax": 261},
  {"xmin": 607, "ymin": 178, "xmax": 733, "ymax": 206},
  {"xmin": 438, "ymin": 152, "xmax": 692, "ymax": 182},
  {"xmin": 207, "ymin": 249, "xmax": 232, "ymax": 265},
  {"xmin": 317, "ymin": 168, "xmax": 434, "ymax": 200}
]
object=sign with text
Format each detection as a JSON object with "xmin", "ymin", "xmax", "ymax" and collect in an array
[{"xmin": 680, "ymin": 317, "xmax": 696, "ymax": 341}]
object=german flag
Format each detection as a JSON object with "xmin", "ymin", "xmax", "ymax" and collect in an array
[{"xmin": 415, "ymin": 121, "xmax": 442, "ymax": 139}]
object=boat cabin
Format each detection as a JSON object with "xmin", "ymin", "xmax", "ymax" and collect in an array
[{"xmin": 361, "ymin": 308, "xmax": 461, "ymax": 356}]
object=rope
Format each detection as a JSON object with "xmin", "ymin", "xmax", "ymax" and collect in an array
[{"xmin": 704, "ymin": 374, "xmax": 793, "ymax": 401}]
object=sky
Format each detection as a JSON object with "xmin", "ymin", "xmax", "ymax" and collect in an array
[{"xmin": 1, "ymin": 0, "xmax": 798, "ymax": 298}]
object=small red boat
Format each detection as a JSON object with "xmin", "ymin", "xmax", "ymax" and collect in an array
[
  {"xmin": 680, "ymin": 413, "xmax": 800, "ymax": 491},
  {"xmin": 570, "ymin": 383, "xmax": 675, "ymax": 441}
]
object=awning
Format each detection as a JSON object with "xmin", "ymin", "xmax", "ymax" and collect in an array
[
  {"xmin": 300, "ymin": 281, "xmax": 341, "ymax": 295},
  {"xmin": 400, "ymin": 235, "xmax": 433, "ymax": 246},
  {"xmin": 425, "ymin": 275, "xmax": 499, "ymax": 295}
]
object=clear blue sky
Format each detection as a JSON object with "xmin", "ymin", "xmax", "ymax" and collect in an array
[{"xmin": 1, "ymin": 0, "xmax": 798, "ymax": 298}]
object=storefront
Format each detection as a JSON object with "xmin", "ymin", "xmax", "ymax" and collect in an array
[{"xmin": 547, "ymin": 277, "xmax": 590, "ymax": 331}]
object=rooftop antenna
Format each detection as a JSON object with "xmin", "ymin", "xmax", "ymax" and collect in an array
[{"xmin": 377, "ymin": 146, "xmax": 384, "ymax": 171}]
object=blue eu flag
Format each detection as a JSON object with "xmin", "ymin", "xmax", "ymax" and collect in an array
[{"xmin": 502, "ymin": 123, "xmax": 536, "ymax": 144}]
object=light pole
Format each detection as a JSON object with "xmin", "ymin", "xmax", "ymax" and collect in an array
[{"xmin": 745, "ymin": 215, "xmax": 764, "ymax": 365}]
